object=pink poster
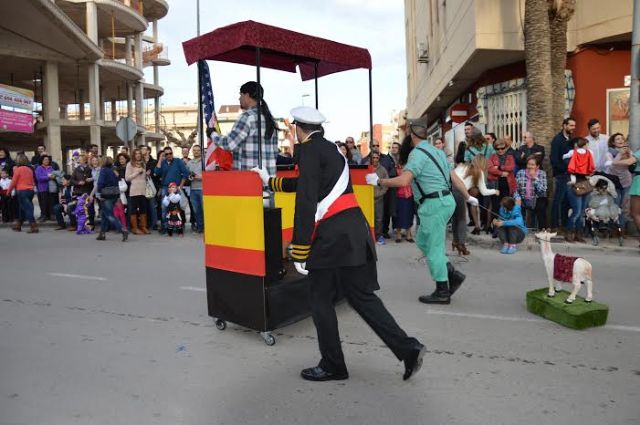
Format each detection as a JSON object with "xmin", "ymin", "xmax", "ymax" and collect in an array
[{"xmin": 0, "ymin": 109, "xmax": 33, "ymax": 133}]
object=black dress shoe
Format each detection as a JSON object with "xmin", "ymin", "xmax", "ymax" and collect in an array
[
  {"xmin": 300, "ymin": 366, "xmax": 348, "ymax": 382},
  {"xmin": 447, "ymin": 263, "xmax": 466, "ymax": 296},
  {"xmin": 403, "ymin": 344, "xmax": 426, "ymax": 381}
]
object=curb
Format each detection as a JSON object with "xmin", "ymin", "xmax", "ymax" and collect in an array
[{"xmin": 465, "ymin": 234, "xmax": 639, "ymax": 256}]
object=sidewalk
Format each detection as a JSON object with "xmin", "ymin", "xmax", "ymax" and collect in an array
[{"xmin": 465, "ymin": 230, "xmax": 639, "ymax": 256}]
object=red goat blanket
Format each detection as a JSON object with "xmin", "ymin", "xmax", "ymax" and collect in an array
[{"xmin": 553, "ymin": 254, "xmax": 580, "ymax": 283}]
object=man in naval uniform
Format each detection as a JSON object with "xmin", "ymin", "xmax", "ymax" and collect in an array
[{"xmin": 252, "ymin": 106, "xmax": 425, "ymax": 382}]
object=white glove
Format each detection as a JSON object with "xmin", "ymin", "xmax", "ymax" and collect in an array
[
  {"xmin": 466, "ymin": 195, "xmax": 479, "ymax": 206},
  {"xmin": 294, "ymin": 262, "xmax": 309, "ymax": 276},
  {"xmin": 562, "ymin": 150, "xmax": 574, "ymax": 160},
  {"xmin": 365, "ymin": 173, "xmax": 379, "ymax": 186},
  {"xmin": 250, "ymin": 166, "xmax": 270, "ymax": 186}
]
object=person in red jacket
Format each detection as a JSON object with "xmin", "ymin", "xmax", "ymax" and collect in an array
[
  {"xmin": 487, "ymin": 139, "xmax": 516, "ymax": 233},
  {"xmin": 8, "ymin": 154, "xmax": 38, "ymax": 233},
  {"xmin": 564, "ymin": 137, "xmax": 595, "ymax": 242}
]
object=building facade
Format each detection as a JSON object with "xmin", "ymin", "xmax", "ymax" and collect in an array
[
  {"xmin": 404, "ymin": 0, "xmax": 633, "ymax": 152},
  {"xmin": 0, "ymin": 0, "xmax": 170, "ymax": 166}
]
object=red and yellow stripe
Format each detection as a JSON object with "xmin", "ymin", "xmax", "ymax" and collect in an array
[
  {"xmin": 203, "ymin": 171, "xmax": 265, "ymax": 276},
  {"xmin": 275, "ymin": 167, "xmax": 375, "ymax": 244}
]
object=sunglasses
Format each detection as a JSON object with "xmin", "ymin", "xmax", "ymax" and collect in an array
[
  {"xmin": 372, "ymin": 145, "xmax": 380, "ymax": 147},
  {"xmin": 495, "ymin": 146, "xmax": 506, "ymax": 151}
]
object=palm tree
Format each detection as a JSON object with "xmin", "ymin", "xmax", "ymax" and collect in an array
[
  {"xmin": 525, "ymin": 0, "xmax": 553, "ymax": 158},
  {"xmin": 549, "ymin": 0, "xmax": 576, "ymax": 129}
]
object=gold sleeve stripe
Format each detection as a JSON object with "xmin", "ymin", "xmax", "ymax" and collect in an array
[
  {"xmin": 291, "ymin": 244, "xmax": 311, "ymax": 251},
  {"xmin": 291, "ymin": 252, "xmax": 309, "ymax": 260},
  {"xmin": 278, "ymin": 178, "xmax": 283, "ymax": 191}
]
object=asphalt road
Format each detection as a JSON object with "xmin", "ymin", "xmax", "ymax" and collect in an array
[{"xmin": 1, "ymin": 228, "xmax": 639, "ymax": 425}]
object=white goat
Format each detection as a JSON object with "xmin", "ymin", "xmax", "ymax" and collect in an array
[{"xmin": 535, "ymin": 230, "xmax": 594, "ymax": 304}]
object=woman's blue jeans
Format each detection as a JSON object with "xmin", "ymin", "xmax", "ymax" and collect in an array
[
  {"xmin": 565, "ymin": 188, "xmax": 586, "ymax": 231},
  {"xmin": 616, "ymin": 187, "xmax": 628, "ymax": 226},
  {"xmin": 16, "ymin": 190, "xmax": 35, "ymax": 224},
  {"xmin": 100, "ymin": 198, "xmax": 122, "ymax": 233}
]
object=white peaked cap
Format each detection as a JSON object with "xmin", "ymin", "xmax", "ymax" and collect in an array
[{"xmin": 290, "ymin": 106, "xmax": 326, "ymax": 125}]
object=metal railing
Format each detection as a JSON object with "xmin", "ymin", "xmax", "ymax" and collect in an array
[{"xmin": 142, "ymin": 43, "xmax": 168, "ymax": 63}]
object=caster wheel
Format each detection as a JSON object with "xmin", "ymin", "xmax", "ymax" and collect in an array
[
  {"xmin": 264, "ymin": 334, "xmax": 276, "ymax": 346},
  {"xmin": 215, "ymin": 319, "xmax": 226, "ymax": 330}
]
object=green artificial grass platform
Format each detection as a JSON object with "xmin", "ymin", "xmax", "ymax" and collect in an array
[{"xmin": 526, "ymin": 288, "xmax": 609, "ymax": 330}]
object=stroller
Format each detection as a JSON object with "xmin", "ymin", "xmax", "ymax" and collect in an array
[{"xmin": 584, "ymin": 175, "xmax": 623, "ymax": 246}]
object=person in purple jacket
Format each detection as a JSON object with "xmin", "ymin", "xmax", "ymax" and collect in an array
[{"xmin": 35, "ymin": 155, "xmax": 58, "ymax": 221}]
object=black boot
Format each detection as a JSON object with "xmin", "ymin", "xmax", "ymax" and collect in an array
[
  {"xmin": 96, "ymin": 232, "xmax": 106, "ymax": 241},
  {"xmin": 447, "ymin": 262, "xmax": 466, "ymax": 296},
  {"xmin": 121, "ymin": 230, "xmax": 129, "ymax": 242},
  {"xmin": 419, "ymin": 282, "xmax": 450, "ymax": 304}
]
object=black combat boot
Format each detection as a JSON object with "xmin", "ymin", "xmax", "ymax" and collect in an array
[
  {"xmin": 419, "ymin": 281, "xmax": 451, "ymax": 305},
  {"xmin": 447, "ymin": 262, "xmax": 466, "ymax": 296}
]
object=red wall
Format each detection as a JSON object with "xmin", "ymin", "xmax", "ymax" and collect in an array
[{"xmin": 567, "ymin": 47, "xmax": 631, "ymax": 135}]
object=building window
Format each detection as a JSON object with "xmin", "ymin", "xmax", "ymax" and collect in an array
[{"xmin": 486, "ymin": 89, "xmax": 527, "ymax": 147}]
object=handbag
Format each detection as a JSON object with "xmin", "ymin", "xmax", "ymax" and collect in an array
[
  {"xmin": 572, "ymin": 179, "xmax": 593, "ymax": 196},
  {"xmin": 101, "ymin": 186, "xmax": 119, "ymax": 199},
  {"xmin": 118, "ymin": 178, "xmax": 128, "ymax": 193},
  {"xmin": 145, "ymin": 176, "xmax": 157, "ymax": 199}
]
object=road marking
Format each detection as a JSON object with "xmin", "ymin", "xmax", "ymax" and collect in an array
[
  {"xmin": 425, "ymin": 310, "xmax": 640, "ymax": 333},
  {"xmin": 180, "ymin": 286, "xmax": 207, "ymax": 292},
  {"xmin": 47, "ymin": 273, "xmax": 107, "ymax": 281}
]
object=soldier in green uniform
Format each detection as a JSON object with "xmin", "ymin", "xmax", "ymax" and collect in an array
[
  {"xmin": 366, "ymin": 117, "xmax": 478, "ymax": 304},
  {"xmin": 252, "ymin": 107, "xmax": 426, "ymax": 382}
]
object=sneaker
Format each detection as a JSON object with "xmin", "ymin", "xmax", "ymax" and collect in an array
[
  {"xmin": 376, "ymin": 236, "xmax": 386, "ymax": 245},
  {"xmin": 500, "ymin": 245, "xmax": 509, "ymax": 254},
  {"xmin": 506, "ymin": 246, "xmax": 517, "ymax": 254}
]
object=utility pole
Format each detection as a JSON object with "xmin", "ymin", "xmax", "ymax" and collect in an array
[
  {"xmin": 630, "ymin": 0, "xmax": 639, "ymax": 151},
  {"xmin": 196, "ymin": 0, "xmax": 205, "ymax": 170}
]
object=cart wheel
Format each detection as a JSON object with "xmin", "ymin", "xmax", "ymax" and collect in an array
[
  {"xmin": 261, "ymin": 332, "xmax": 276, "ymax": 346},
  {"xmin": 592, "ymin": 236, "xmax": 599, "ymax": 246},
  {"xmin": 215, "ymin": 319, "xmax": 226, "ymax": 330}
]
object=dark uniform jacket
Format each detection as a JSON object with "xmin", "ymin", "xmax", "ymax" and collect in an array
[{"xmin": 268, "ymin": 133, "xmax": 377, "ymax": 278}]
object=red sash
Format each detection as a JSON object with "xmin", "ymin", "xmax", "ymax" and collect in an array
[{"xmin": 311, "ymin": 193, "xmax": 359, "ymax": 241}]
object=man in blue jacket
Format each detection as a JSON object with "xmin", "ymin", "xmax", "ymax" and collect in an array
[
  {"xmin": 550, "ymin": 117, "xmax": 576, "ymax": 233},
  {"xmin": 154, "ymin": 146, "xmax": 189, "ymax": 234}
]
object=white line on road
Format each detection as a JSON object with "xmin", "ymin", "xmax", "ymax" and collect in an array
[
  {"xmin": 180, "ymin": 286, "xmax": 207, "ymax": 292},
  {"xmin": 47, "ymin": 273, "xmax": 107, "ymax": 281},
  {"xmin": 425, "ymin": 309, "xmax": 640, "ymax": 333}
]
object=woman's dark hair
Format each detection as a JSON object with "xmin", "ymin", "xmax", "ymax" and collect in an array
[
  {"xmin": 0, "ymin": 148, "xmax": 11, "ymax": 159},
  {"xmin": 486, "ymin": 132, "xmax": 497, "ymax": 142},
  {"xmin": 501, "ymin": 196, "xmax": 515, "ymax": 211},
  {"xmin": 338, "ymin": 142, "xmax": 353, "ymax": 161},
  {"xmin": 526, "ymin": 155, "xmax": 541, "ymax": 166},
  {"xmin": 608, "ymin": 132, "xmax": 624, "ymax": 148},
  {"xmin": 399, "ymin": 135, "xmax": 413, "ymax": 165},
  {"xmin": 116, "ymin": 152, "xmax": 130, "ymax": 164},
  {"xmin": 39, "ymin": 155, "xmax": 52, "ymax": 166},
  {"xmin": 15, "ymin": 153, "xmax": 29, "ymax": 167},
  {"xmin": 467, "ymin": 128, "xmax": 485, "ymax": 149},
  {"xmin": 240, "ymin": 81, "xmax": 278, "ymax": 140}
]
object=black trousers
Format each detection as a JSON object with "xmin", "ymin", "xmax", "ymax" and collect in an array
[
  {"xmin": 523, "ymin": 197, "xmax": 547, "ymax": 230},
  {"xmin": 309, "ymin": 262, "xmax": 420, "ymax": 374}
]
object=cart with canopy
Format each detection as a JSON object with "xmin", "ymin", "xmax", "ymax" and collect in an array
[{"xmin": 182, "ymin": 20, "xmax": 375, "ymax": 345}]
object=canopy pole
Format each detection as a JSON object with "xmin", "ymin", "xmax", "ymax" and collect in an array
[
  {"xmin": 368, "ymin": 68, "xmax": 373, "ymax": 152},
  {"xmin": 256, "ymin": 47, "xmax": 263, "ymax": 168},
  {"xmin": 197, "ymin": 61, "xmax": 205, "ymax": 171},
  {"xmin": 314, "ymin": 62, "xmax": 319, "ymax": 109}
]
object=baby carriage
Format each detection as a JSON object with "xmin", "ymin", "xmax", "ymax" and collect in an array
[{"xmin": 584, "ymin": 175, "xmax": 623, "ymax": 246}]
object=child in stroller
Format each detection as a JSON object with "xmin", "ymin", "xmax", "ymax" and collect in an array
[{"xmin": 584, "ymin": 175, "xmax": 623, "ymax": 246}]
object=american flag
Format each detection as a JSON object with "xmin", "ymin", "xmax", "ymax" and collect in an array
[
  {"xmin": 198, "ymin": 60, "xmax": 223, "ymax": 170},
  {"xmin": 198, "ymin": 60, "xmax": 216, "ymax": 128}
]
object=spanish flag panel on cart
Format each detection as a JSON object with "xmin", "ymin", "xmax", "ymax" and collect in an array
[
  {"xmin": 203, "ymin": 171, "xmax": 266, "ymax": 277},
  {"xmin": 274, "ymin": 167, "xmax": 375, "ymax": 246}
]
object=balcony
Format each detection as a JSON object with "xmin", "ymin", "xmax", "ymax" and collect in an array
[{"xmin": 143, "ymin": 43, "xmax": 170, "ymax": 66}]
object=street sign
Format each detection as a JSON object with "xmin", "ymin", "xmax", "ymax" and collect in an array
[{"xmin": 116, "ymin": 117, "xmax": 137, "ymax": 143}]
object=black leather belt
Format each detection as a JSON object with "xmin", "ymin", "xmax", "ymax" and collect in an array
[{"xmin": 417, "ymin": 190, "xmax": 451, "ymax": 205}]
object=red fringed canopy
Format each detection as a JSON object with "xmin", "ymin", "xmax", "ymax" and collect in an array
[{"xmin": 182, "ymin": 20, "xmax": 372, "ymax": 80}]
